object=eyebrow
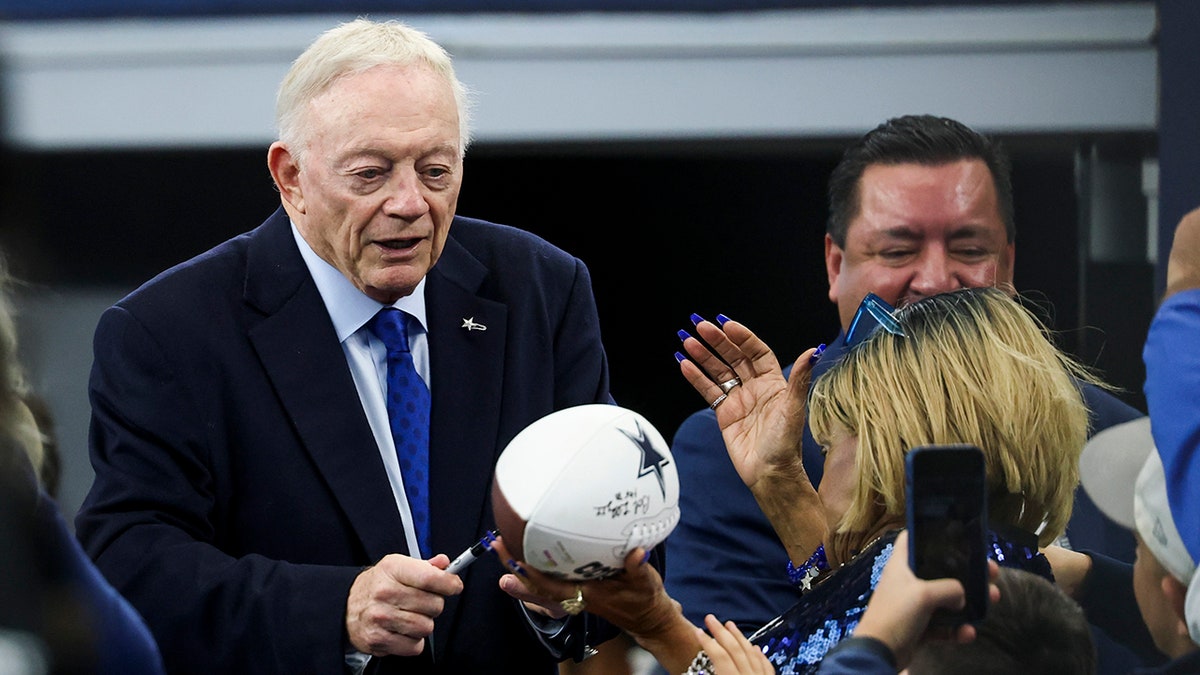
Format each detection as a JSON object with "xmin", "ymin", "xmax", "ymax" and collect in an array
[
  {"xmin": 946, "ymin": 225, "xmax": 997, "ymax": 241},
  {"xmin": 876, "ymin": 227, "xmax": 922, "ymax": 241},
  {"xmin": 875, "ymin": 224, "xmax": 995, "ymax": 241},
  {"xmin": 339, "ymin": 140, "xmax": 461, "ymax": 163}
]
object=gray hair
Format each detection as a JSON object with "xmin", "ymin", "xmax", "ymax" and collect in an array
[{"xmin": 275, "ymin": 18, "xmax": 473, "ymax": 161}]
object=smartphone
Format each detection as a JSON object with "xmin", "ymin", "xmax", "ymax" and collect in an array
[{"xmin": 905, "ymin": 444, "xmax": 989, "ymax": 625}]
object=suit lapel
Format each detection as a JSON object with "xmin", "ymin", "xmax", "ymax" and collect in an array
[
  {"xmin": 244, "ymin": 210, "xmax": 409, "ymax": 562},
  {"xmin": 425, "ymin": 236, "xmax": 507, "ymax": 554},
  {"xmin": 425, "ymin": 236, "xmax": 508, "ymax": 651}
]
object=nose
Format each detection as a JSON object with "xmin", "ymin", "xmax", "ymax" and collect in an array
[
  {"xmin": 908, "ymin": 250, "xmax": 962, "ymax": 298},
  {"xmin": 382, "ymin": 168, "xmax": 430, "ymax": 220}
]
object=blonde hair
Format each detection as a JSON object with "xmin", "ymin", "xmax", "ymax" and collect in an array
[
  {"xmin": 0, "ymin": 257, "xmax": 44, "ymax": 478},
  {"xmin": 275, "ymin": 18, "xmax": 473, "ymax": 161},
  {"xmin": 809, "ymin": 287, "xmax": 1095, "ymax": 548}
]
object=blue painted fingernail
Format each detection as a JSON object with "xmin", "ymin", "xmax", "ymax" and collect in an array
[
  {"xmin": 674, "ymin": 351, "xmax": 687, "ymax": 364},
  {"xmin": 641, "ymin": 550, "xmax": 652, "ymax": 564},
  {"xmin": 716, "ymin": 313, "xmax": 731, "ymax": 326},
  {"xmin": 689, "ymin": 313, "xmax": 704, "ymax": 325},
  {"xmin": 809, "ymin": 343, "xmax": 827, "ymax": 364},
  {"xmin": 677, "ymin": 329, "xmax": 691, "ymax": 342}
]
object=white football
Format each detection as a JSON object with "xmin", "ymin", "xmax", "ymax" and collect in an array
[{"xmin": 491, "ymin": 404, "xmax": 680, "ymax": 580}]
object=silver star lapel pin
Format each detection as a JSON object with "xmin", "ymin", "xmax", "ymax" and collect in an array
[{"xmin": 461, "ymin": 317, "xmax": 487, "ymax": 331}]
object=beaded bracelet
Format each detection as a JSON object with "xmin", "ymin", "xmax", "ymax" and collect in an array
[
  {"xmin": 682, "ymin": 650, "xmax": 715, "ymax": 675},
  {"xmin": 785, "ymin": 544, "xmax": 829, "ymax": 592}
]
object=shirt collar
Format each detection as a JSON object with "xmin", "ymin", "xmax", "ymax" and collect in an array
[{"xmin": 290, "ymin": 221, "xmax": 428, "ymax": 342}]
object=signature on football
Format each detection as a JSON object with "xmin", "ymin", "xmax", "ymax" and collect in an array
[{"xmin": 593, "ymin": 490, "xmax": 652, "ymax": 518}]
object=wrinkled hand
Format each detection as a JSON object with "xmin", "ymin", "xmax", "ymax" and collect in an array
[
  {"xmin": 345, "ymin": 553, "xmax": 462, "ymax": 657},
  {"xmin": 493, "ymin": 535, "xmax": 701, "ymax": 672},
  {"xmin": 492, "ymin": 535, "xmax": 681, "ymax": 638},
  {"xmin": 697, "ymin": 614, "xmax": 774, "ymax": 674},
  {"xmin": 677, "ymin": 315, "xmax": 821, "ymax": 490},
  {"xmin": 489, "ymin": 536, "xmax": 568, "ymax": 620},
  {"xmin": 853, "ymin": 531, "xmax": 1001, "ymax": 669}
]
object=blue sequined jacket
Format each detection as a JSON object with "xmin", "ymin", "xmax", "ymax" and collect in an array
[{"xmin": 749, "ymin": 528, "xmax": 1052, "ymax": 674}]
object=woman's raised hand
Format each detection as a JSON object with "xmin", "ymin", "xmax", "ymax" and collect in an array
[{"xmin": 675, "ymin": 314, "xmax": 821, "ymax": 490}]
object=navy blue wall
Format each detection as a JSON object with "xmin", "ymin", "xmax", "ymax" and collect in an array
[{"xmin": 1157, "ymin": 0, "xmax": 1200, "ymax": 296}]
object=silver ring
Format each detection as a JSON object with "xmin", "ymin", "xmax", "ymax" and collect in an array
[
  {"xmin": 709, "ymin": 393, "xmax": 728, "ymax": 410},
  {"xmin": 718, "ymin": 377, "xmax": 742, "ymax": 394}
]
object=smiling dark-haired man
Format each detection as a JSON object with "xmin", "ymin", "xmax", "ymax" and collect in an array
[{"xmin": 664, "ymin": 114, "xmax": 1146, "ymax": 674}]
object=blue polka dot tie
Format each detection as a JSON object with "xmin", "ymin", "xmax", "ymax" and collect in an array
[{"xmin": 368, "ymin": 308, "xmax": 431, "ymax": 556}]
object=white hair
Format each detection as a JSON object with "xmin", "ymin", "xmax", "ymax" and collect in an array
[{"xmin": 275, "ymin": 18, "xmax": 473, "ymax": 162}]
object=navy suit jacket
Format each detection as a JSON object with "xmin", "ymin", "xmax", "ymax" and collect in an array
[
  {"xmin": 665, "ymin": 332, "xmax": 1144, "ymax": 632},
  {"xmin": 76, "ymin": 209, "xmax": 613, "ymax": 674}
]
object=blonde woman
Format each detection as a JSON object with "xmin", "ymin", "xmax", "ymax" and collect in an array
[
  {"xmin": 501, "ymin": 287, "xmax": 1096, "ymax": 674},
  {"xmin": 0, "ymin": 260, "xmax": 43, "ymax": 479}
]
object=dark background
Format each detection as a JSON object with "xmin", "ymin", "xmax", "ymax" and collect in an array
[{"xmin": 0, "ymin": 135, "xmax": 1152, "ymax": 441}]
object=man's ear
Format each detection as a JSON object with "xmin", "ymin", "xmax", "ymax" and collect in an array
[
  {"xmin": 1160, "ymin": 574, "xmax": 1191, "ymax": 640},
  {"xmin": 825, "ymin": 233, "xmax": 843, "ymax": 305},
  {"xmin": 267, "ymin": 142, "xmax": 305, "ymax": 213}
]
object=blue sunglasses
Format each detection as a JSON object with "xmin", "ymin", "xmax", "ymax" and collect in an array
[{"xmin": 844, "ymin": 292, "xmax": 906, "ymax": 349}]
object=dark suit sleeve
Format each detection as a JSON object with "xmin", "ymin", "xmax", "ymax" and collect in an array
[
  {"xmin": 1066, "ymin": 383, "xmax": 1144, "ymax": 564},
  {"xmin": 663, "ymin": 409, "xmax": 802, "ymax": 633},
  {"xmin": 1068, "ymin": 383, "xmax": 1155, "ymax": 673},
  {"xmin": 78, "ymin": 305, "xmax": 359, "ymax": 674},
  {"xmin": 1075, "ymin": 551, "xmax": 1165, "ymax": 665}
]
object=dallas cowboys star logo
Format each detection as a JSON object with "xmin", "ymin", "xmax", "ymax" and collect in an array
[{"xmin": 620, "ymin": 421, "xmax": 671, "ymax": 499}]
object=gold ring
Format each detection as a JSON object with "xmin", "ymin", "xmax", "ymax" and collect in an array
[
  {"xmin": 709, "ymin": 393, "xmax": 728, "ymax": 410},
  {"xmin": 559, "ymin": 585, "xmax": 586, "ymax": 616}
]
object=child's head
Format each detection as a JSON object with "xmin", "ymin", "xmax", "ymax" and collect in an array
[
  {"xmin": 907, "ymin": 567, "xmax": 1096, "ymax": 675},
  {"xmin": 1080, "ymin": 418, "xmax": 1199, "ymax": 658}
]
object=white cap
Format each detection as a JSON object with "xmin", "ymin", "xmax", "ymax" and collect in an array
[{"xmin": 1079, "ymin": 417, "xmax": 1200, "ymax": 643}]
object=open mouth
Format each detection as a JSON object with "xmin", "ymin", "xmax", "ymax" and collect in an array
[{"xmin": 378, "ymin": 237, "xmax": 421, "ymax": 250}]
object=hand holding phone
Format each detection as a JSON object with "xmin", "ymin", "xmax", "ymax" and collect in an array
[{"xmin": 905, "ymin": 444, "xmax": 989, "ymax": 625}]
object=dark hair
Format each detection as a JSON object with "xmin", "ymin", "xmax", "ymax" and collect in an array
[
  {"xmin": 908, "ymin": 567, "xmax": 1096, "ymax": 675},
  {"xmin": 826, "ymin": 114, "xmax": 1014, "ymax": 247}
]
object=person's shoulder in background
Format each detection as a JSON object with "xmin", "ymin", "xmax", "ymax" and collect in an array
[{"xmin": 2, "ymin": 437, "xmax": 165, "ymax": 675}]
